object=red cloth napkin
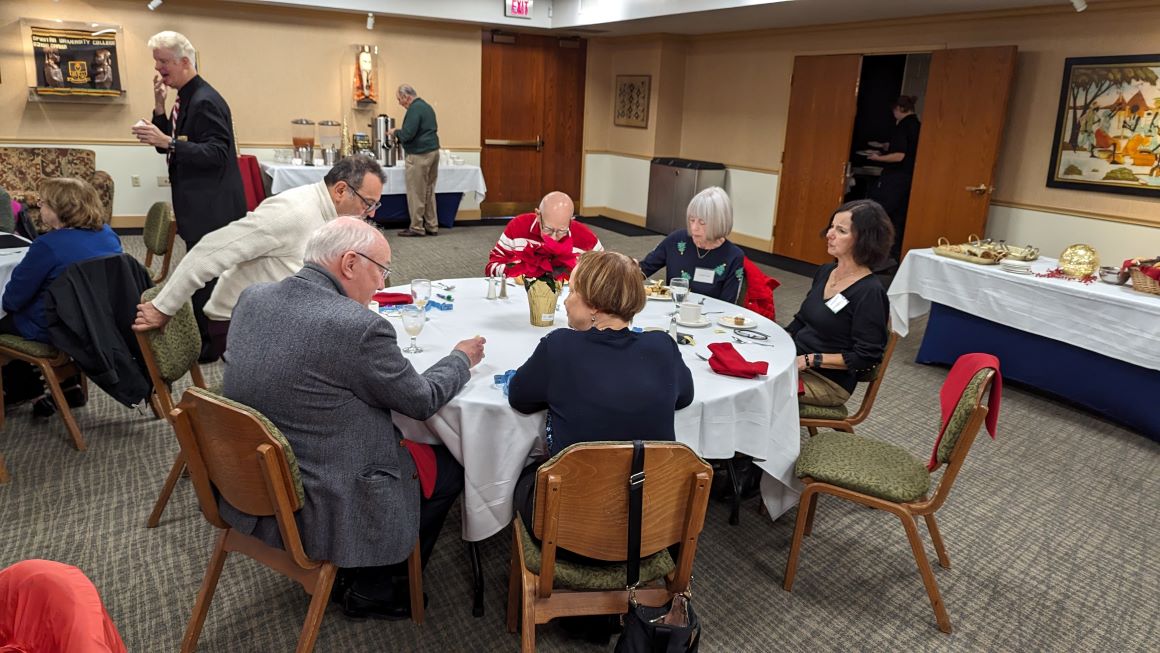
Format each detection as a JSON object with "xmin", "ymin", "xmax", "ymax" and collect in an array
[
  {"xmin": 707, "ymin": 342, "xmax": 768, "ymax": 379},
  {"xmin": 742, "ymin": 257, "xmax": 780, "ymax": 320},
  {"xmin": 237, "ymin": 154, "xmax": 265, "ymax": 211},
  {"xmin": 928, "ymin": 353, "xmax": 1002, "ymax": 471},
  {"xmin": 402, "ymin": 440, "xmax": 436, "ymax": 499},
  {"xmin": 373, "ymin": 291, "xmax": 413, "ymax": 305}
]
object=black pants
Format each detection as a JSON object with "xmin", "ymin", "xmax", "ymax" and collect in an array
[
  {"xmin": 0, "ymin": 315, "xmax": 46, "ymax": 404},
  {"xmin": 345, "ymin": 445, "xmax": 465, "ymax": 599},
  {"xmin": 868, "ymin": 172, "xmax": 913, "ymax": 260},
  {"xmin": 190, "ymin": 279, "xmax": 218, "ymax": 356}
]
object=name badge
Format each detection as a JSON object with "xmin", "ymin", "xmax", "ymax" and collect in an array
[
  {"xmin": 693, "ymin": 267, "xmax": 715, "ymax": 284},
  {"xmin": 825, "ymin": 293, "xmax": 849, "ymax": 313},
  {"xmin": 177, "ymin": 135, "xmax": 189, "ymax": 142}
]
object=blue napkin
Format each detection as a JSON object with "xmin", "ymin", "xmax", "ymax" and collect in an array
[
  {"xmin": 425, "ymin": 300, "xmax": 453, "ymax": 311},
  {"xmin": 494, "ymin": 370, "xmax": 516, "ymax": 396}
]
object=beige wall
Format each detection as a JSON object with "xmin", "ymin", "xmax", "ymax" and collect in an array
[
  {"xmin": 0, "ymin": 0, "xmax": 481, "ymax": 148},
  {"xmin": 585, "ymin": 1, "xmax": 1160, "ymax": 228}
]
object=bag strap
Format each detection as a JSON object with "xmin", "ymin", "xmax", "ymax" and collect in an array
[{"xmin": 626, "ymin": 439, "xmax": 645, "ymax": 589}]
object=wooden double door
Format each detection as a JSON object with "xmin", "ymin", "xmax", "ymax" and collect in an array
[
  {"xmin": 480, "ymin": 32, "xmax": 586, "ymax": 217},
  {"xmin": 773, "ymin": 46, "xmax": 1018, "ymax": 264}
]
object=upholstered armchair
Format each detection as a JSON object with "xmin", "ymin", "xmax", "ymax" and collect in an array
[{"xmin": 0, "ymin": 147, "xmax": 115, "ymax": 231}]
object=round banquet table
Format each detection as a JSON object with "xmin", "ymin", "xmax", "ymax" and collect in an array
[{"xmin": 386, "ymin": 278, "xmax": 802, "ymax": 541}]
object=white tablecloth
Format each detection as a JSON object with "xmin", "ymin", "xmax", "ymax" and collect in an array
[
  {"xmin": 259, "ymin": 161, "xmax": 487, "ymax": 199},
  {"xmin": 0, "ymin": 235, "xmax": 31, "ymax": 320},
  {"xmin": 888, "ymin": 248, "xmax": 1160, "ymax": 370},
  {"xmin": 385, "ymin": 279, "xmax": 802, "ymax": 541}
]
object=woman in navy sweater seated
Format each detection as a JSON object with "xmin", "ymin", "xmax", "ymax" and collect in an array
[
  {"xmin": 508, "ymin": 250, "xmax": 694, "ymax": 552},
  {"xmin": 788, "ymin": 199, "xmax": 892, "ymax": 407},
  {"xmin": 1, "ymin": 178, "xmax": 121, "ymax": 412},
  {"xmin": 639, "ymin": 186, "xmax": 746, "ymax": 303}
]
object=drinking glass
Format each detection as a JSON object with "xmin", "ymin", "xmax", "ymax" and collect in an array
[
  {"xmin": 411, "ymin": 278, "xmax": 432, "ymax": 310},
  {"xmin": 669, "ymin": 277, "xmax": 690, "ymax": 307},
  {"xmin": 400, "ymin": 305, "xmax": 425, "ymax": 353}
]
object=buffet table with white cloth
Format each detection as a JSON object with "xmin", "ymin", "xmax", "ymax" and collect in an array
[
  {"xmin": 889, "ymin": 248, "xmax": 1160, "ymax": 439},
  {"xmin": 384, "ymin": 279, "xmax": 802, "ymax": 541},
  {"xmin": 259, "ymin": 161, "xmax": 487, "ymax": 229},
  {"xmin": 0, "ymin": 234, "xmax": 31, "ymax": 320}
]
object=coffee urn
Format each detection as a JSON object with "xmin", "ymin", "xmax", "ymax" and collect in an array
[{"xmin": 372, "ymin": 115, "xmax": 400, "ymax": 167}]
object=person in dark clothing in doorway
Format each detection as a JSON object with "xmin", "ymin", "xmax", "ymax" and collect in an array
[{"xmin": 867, "ymin": 95, "xmax": 920, "ymax": 262}]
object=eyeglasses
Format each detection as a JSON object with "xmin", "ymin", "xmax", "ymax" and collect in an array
[
  {"xmin": 349, "ymin": 185, "xmax": 382, "ymax": 215},
  {"xmin": 355, "ymin": 251, "xmax": 391, "ymax": 285},
  {"xmin": 535, "ymin": 209, "xmax": 575, "ymax": 239}
]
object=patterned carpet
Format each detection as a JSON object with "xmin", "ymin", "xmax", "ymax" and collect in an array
[{"xmin": 1, "ymin": 222, "xmax": 1156, "ymax": 652}]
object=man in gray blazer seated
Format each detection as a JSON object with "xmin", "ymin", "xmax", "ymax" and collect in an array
[{"xmin": 220, "ymin": 217, "xmax": 486, "ymax": 619}]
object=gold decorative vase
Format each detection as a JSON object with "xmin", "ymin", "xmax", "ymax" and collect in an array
[
  {"xmin": 1059, "ymin": 244, "xmax": 1099, "ymax": 278},
  {"xmin": 525, "ymin": 280, "xmax": 560, "ymax": 327}
]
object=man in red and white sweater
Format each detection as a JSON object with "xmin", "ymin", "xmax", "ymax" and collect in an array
[{"xmin": 485, "ymin": 191, "xmax": 603, "ymax": 277}]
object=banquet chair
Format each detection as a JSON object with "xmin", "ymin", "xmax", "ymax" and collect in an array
[
  {"xmin": 142, "ymin": 202, "xmax": 177, "ymax": 284},
  {"xmin": 507, "ymin": 441, "xmax": 712, "ymax": 653},
  {"xmin": 799, "ymin": 330, "xmax": 899, "ymax": 436},
  {"xmin": 783, "ymin": 365, "xmax": 997, "ymax": 634},
  {"xmin": 136, "ymin": 286, "xmax": 209, "ymax": 528},
  {"xmin": 0, "ymin": 336, "xmax": 87, "ymax": 450},
  {"xmin": 172, "ymin": 387, "xmax": 425, "ymax": 653}
]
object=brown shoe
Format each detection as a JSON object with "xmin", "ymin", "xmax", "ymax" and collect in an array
[
  {"xmin": 425, "ymin": 229, "xmax": 438, "ymax": 236},
  {"xmin": 397, "ymin": 229, "xmax": 425, "ymax": 237}
]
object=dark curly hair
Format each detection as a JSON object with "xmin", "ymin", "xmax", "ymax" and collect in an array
[{"xmin": 820, "ymin": 199, "xmax": 895, "ymax": 268}]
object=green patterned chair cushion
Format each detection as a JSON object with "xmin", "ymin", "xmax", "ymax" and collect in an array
[
  {"xmin": 798, "ymin": 403, "xmax": 849, "ymax": 421},
  {"xmin": 935, "ymin": 369, "xmax": 992, "ymax": 466},
  {"xmin": 143, "ymin": 202, "xmax": 174, "ymax": 255},
  {"xmin": 0, "ymin": 334, "xmax": 59, "ymax": 358},
  {"xmin": 515, "ymin": 517, "xmax": 675, "ymax": 591},
  {"xmin": 139, "ymin": 286, "xmax": 200, "ymax": 384},
  {"xmin": 191, "ymin": 388, "xmax": 306, "ymax": 505},
  {"xmin": 796, "ymin": 431, "xmax": 931, "ymax": 503}
]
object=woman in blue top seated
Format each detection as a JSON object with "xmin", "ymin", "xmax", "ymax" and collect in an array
[
  {"xmin": 508, "ymin": 250, "xmax": 694, "ymax": 556},
  {"xmin": 1, "ymin": 178, "xmax": 122, "ymax": 412},
  {"xmin": 639, "ymin": 186, "xmax": 746, "ymax": 303}
]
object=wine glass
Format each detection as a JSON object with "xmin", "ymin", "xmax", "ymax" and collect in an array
[
  {"xmin": 411, "ymin": 278, "xmax": 432, "ymax": 310},
  {"xmin": 669, "ymin": 277, "xmax": 690, "ymax": 307},
  {"xmin": 400, "ymin": 305, "xmax": 425, "ymax": 353}
]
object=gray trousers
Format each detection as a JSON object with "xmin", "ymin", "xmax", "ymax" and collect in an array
[{"xmin": 405, "ymin": 150, "xmax": 440, "ymax": 233}]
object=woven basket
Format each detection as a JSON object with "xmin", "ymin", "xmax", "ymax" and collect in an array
[{"xmin": 1129, "ymin": 268, "xmax": 1160, "ymax": 296}]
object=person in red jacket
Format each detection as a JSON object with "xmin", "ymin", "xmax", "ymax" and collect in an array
[{"xmin": 484, "ymin": 191, "xmax": 602, "ymax": 277}]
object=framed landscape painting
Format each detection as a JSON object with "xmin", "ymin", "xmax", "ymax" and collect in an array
[{"xmin": 1047, "ymin": 54, "xmax": 1160, "ymax": 198}]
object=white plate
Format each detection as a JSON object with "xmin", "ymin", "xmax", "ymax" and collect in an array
[
  {"xmin": 644, "ymin": 285, "xmax": 673, "ymax": 301},
  {"xmin": 675, "ymin": 316, "xmax": 711, "ymax": 328},
  {"xmin": 717, "ymin": 315, "xmax": 757, "ymax": 329}
]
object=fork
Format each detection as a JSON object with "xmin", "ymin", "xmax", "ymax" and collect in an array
[{"xmin": 436, "ymin": 282, "xmax": 456, "ymax": 291}]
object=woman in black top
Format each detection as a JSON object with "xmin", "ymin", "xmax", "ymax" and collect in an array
[
  {"xmin": 867, "ymin": 95, "xmax": 921, "ymax": 261},
  {"xmin": 787, "ymin": 199, "xmax": 893, "ymax": 407}
]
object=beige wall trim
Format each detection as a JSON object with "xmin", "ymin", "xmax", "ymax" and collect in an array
[
  {"xmin": 111, "ymin": 215, "xmax": 146, "ymax": 229},
  {"xmin": 989, "ymin": 200, "xmax": 1160, "ymax": 229},
  {"xmin": 730, "ymin": 232, "xmax": 774, "ymax": 253},
  {"xmin": 584, "ymin": 206, "xmax": 647, "ymax": 227},
  {"xmin": 455, "ymin": 209, "xmax": 482, "ymax": 221},
  {"xmin": 584, "ymin": 149, "xmax": 780, "ymax": 174}
]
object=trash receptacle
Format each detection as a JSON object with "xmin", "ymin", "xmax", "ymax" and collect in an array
[{"xmin": 646, "ymin": 158, "xmax": 726, "ymax": 235}]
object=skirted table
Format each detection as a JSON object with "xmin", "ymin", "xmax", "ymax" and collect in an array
[
  {"xmin": 259, "ymin": 161, "xmax": 487, "ymax": 228},
  {"xmin": 888, "ymin": 248, "xmax": 1160, "ymax": 440}
]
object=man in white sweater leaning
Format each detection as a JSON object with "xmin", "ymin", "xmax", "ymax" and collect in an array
[{"xmin": 132, "ymin": 155, "xmax": 385, "ymax": 360}]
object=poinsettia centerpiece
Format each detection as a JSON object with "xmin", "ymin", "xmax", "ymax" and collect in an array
[{"xmin": 503, "ymin": 235, "xmax": 577, "ymax": 292}]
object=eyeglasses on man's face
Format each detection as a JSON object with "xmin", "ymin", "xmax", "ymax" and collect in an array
[
  {"xmin": 535, "ymin": 209, "xmax": 575, "ymax": 239},
  {"xmin": 349, "ymin": 185, "xmax": 382, "ymax": 216},
  {"xmin": 355, "ymin": 251, "xmax": 391, "ymax": 285}
]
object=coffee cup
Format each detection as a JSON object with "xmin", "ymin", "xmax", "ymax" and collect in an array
[{"xmin": 678, "ymin": 302, "xmax": 702, "ymax": 324}]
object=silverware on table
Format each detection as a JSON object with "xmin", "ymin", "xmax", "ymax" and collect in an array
[{"xmin": 732, "ymin": 336, "xmax": 775, "ymax": 347}]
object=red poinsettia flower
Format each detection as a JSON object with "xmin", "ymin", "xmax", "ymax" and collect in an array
[{"xmin": 504, "ymin": 236, "xmax": 578, "ymax": 288}]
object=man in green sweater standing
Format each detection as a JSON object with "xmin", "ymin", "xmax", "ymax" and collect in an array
[{"xmin": 394, "ymin": 84, "xmax": 441, "ymax": 237}]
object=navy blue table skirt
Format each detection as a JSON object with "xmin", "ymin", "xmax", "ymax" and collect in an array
[
  {"xmin": 917, "ymin": 303, "xmax": 1159, "ymax": 441},
  {"xmin": 370, "ymin": 192, "xmax": 463, "ymax": 229}
]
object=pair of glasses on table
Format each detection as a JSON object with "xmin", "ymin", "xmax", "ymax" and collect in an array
[{"xmin": 734, "ymin": 329, "xmax": 769, "ymax": 341}]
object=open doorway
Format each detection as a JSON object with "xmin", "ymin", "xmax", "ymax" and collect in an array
[{"xmin": 846, "ymin": 53, "xmax": 930, "ymax": 264}]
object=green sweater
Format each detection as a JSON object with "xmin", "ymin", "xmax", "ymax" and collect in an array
[{"xmin": 397, "ymin": 97, "xmax": 440, "ymax": 154}]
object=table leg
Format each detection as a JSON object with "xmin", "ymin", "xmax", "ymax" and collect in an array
[
  {"xmin": 725, "ymin": 459, "xmax": 742, "ymax": 526},
  {"xmin": 468, "ymin": 541, "xmax": 485, "ymax": 617}
]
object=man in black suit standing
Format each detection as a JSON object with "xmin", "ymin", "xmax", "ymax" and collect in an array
[{"xmin": 132, "ymin": 30, "xmax": 245, "ymax": 361}]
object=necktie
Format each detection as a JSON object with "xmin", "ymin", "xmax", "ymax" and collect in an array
[{"xmin": 167, "ymin": 96, "xmax": 181, "ymax": 165}]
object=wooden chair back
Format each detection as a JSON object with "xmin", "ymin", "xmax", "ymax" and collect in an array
[
  {"xmin": 848, "ymin": 330, "xmax": 899, "ymax": 425},
  {"xmin": 920, "ymin": 368, "xmax": 995, "ymax": 514},
  {"xmin": 135, "ymin": 287, "xmax": 205, "ymax": 416}
]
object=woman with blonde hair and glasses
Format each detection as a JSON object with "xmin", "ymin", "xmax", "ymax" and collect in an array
[{"xmin": 1, "ymin": 178, "xmax": 121, "ymax": 414}]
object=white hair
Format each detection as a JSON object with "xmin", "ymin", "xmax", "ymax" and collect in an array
[
  {"xmin": 397, "ymin": 84, "xmax": 417, "ymax": 98},
  {"xmin": 147, "ymin": 31, "xmax": 197, "ymax": 66},
  {"xmin": 687, "ymin": 186, "xmax": 733, "ymax": 241},
  {"xmin": 304, "ymin": 217, "xmax": 382, "ymax": 266}
]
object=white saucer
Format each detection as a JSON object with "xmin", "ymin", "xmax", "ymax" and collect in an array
[
  {"xmin": 675, "ymin": 316, "xmax": 711, "ymax": 328},
  {"xmin": 717, "ymin": 315, "xmax": 757, "ymax": 329}
]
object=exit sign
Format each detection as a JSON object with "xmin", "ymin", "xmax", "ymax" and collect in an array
[{"xmin": 505, "ymin": 0, "xmax": 532, "ymax": 19}]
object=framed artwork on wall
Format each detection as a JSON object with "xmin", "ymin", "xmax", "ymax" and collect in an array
[
  {"xmin": 20, "ymin": 18, "xmax": 127, "ymax": 103},
  {"xmin": 1047, "ymin": 54, "xmax": 1160, "ymax": 198},
  {"xmin": 614, "ymin": 74, "xmax": 650, "ymax": 128}
]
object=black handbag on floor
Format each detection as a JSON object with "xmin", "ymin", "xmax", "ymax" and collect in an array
[{"xmin": 614, "ymin": 441, "xmax": 701, "ymax": 653}]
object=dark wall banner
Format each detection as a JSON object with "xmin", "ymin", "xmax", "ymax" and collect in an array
[{"xmin": 30, "ymin": 26, "xmax": 122, "ymax": 97}]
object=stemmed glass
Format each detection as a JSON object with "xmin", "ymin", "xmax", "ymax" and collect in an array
[
  {"xmin": 411, "ymin": 278, "xmax": 432, "ymax": 310},
  {"xmin": 400, "ymin": 305, "xmax": 425, "ymax": 353},
  {"xmin": 669, "ymin": 277, "xmax": 690, "ymax": 307}
]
